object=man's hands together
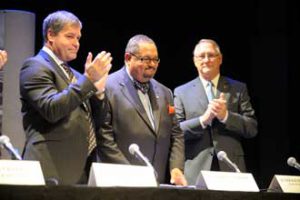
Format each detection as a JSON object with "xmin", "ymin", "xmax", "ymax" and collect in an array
[
  {"xmin": 201, "ymin": 93, "xmax": 228, "ymax": 126},
  {"xmin": 84, "ymin": 51, "xmax": 112, "ymax": 92}
]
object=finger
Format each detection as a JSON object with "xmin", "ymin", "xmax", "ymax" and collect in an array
[
  {"xmin": 219, "ymin": 92, "xmax": 226, "ymax": 100},
  {"xmin": 179, "ymin": 177, "xmax": 188, "ymax": 186},
  {"xmin": 102, "ymin": 52, "xmax": 112, "ymax": 61},
  {"xmin": 93, "ymin": 51, "xmax": 108, "ymax": 65},
  {"xmin": 212, "ymin": 99, "xmax": 226, "ymax": 107},
  {"xmin": 85, "ymin": 52, "xmax": 93, "ymax": 67},
  {"xmin": 170, "ymin": 178, "xmax": 175, "ymax": 184},
  {"xmin": 102, "ymin": 56, "xmax": 113, "ymax": 69},
  {"xmin": 105, "ymin": 63, "xmax": 112, "ymax": 73},
  {"xmin": 93, "ymin": 52, "xmax": 112, "ymax": 70},
  {"xmin": 95, "ymin": 63, "xmax": 112, "ymax": 79}
]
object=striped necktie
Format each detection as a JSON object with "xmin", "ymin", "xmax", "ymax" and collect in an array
[
  {"xmin": 61, "ymin": 63, "xmax": 75, "ymax": 82},
  {"xmin": 61, "ymin": 63, "xmax": 97, "ymax": 155},
  {"xmin": 206, "ymin": 81, "xmax": 215, "ymax": 102}
]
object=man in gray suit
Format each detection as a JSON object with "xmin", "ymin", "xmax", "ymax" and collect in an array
[
  {"xmin": 20, "ymin": 10, "xmax": 112, "ymax": 185},
  {"xmin": 99, "ymin": 34, "xmax": 187, "ymax": 186},
  {"xmin": 174, "ymin": 39, "xmax": 257, "ymax": 185}
]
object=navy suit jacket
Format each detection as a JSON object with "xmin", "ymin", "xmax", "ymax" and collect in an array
[
  {"xmin": 174, "ymin": 76, "xmax": 257, "ymax": 184},
  {"xmin": 20, "ymin": 50, "xmax": 106, "ymax": 185},
  {"xmin": 99, "ymin": 67, "xmax": 184, "ymax": 184}
]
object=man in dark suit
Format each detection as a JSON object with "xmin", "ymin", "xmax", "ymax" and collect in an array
[
  {"xmin": 99, "ymin": 34, "xmax": 187, "ymax": 186},
  {"xmin": 20, "ymin": 10, "xmax": 112, "ymax": 185},
  {"xmin": 174, "ymin": 39, "xmax": 257, "ymax": 185}
]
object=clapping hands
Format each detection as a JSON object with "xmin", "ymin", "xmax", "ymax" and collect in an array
[
  {"xmin": 202, "ymin": 93, "xmax": 228, "ymax": 126},
  {"xmin": 84, "ymin": 51, "xmax": 112, "ymax": 92}
]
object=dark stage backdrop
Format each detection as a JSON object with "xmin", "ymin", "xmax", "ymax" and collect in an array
[{"xmin": 1, "ymin": 0, "xmax": 299, "ymax": 189}]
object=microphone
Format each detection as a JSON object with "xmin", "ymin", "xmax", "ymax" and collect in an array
[
  {"xmin": 0, "ymin": 135, "xmax": 22, "ymax": 160},
  {"xmin": 45, "ymin": 177, "xmax": 59, "ymax": 185},
  {"xmin": 287, "ymin": 157, "xmax": 300, "ymax": 171},
  {"xmin": 128, "ymin": 143, "xmax": 158, "ymax": 184},
  {"xmin": 128, "ymin": 143, "xmax": 152, "ymax": 167},
  {"xmin": 217, "ymin": 151, "xmax": 241, "ymax": 173}
]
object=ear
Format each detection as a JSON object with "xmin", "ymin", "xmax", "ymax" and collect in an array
[
  {"xmin": 219, "ymin": 54, "xmax": 223, "ymax": 65},
  {"xmin": 193, "ymin": 56, "xmax": 197, "ymax": 65},
  {"xmin": 124, "ymin": 52, "xmax": 132, "ymax": 62},
  {"xmin": 47, "ymin": 29, "xmax": 55, "ymax": 43}
]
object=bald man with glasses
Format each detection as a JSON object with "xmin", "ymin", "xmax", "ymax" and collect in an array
[{"xmin": 99, "ymin": 34, "xmax": 187, "ymax": 186}]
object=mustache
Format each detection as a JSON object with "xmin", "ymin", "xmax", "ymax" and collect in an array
[{"xmin": 145, "ymin": 66, "xmax": 157, "ymax": 70}]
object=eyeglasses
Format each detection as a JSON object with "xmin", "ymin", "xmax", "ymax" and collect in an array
[
  {"xmin": 130, "ymin": 53, "xmax": 160, "ymax": 65},
  {"xmin": 194, "ymin": 53, "xmax": 220, "ymax": 60}
]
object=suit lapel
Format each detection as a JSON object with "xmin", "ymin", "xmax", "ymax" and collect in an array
[
  {"xmin": 39, "ymin": 50, "xmax": 70, "ymax": 85},
  {"xmin": 119, "ymin": 68, "xmax": 156, "ymax": 132},
  {"xmin": 39, "ymin": 50, "xmax": 90, "ymax": 112},
  {"xmin": 193, "ymin": 78, "xmax": 209, "ymax": 108},
  {"xmin": 216, "ymin": 76, "xmax": 230, "ymax": 101}
]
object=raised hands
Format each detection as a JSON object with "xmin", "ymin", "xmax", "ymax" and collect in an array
[
  {"xmin": 84, "ymin": 51, "xmax": 112, "ymax": 92},
  {"xmin": 210, "ymin": 93, "xmax": 227, "ymax": 121},
  {"xmin": 202, "ymin": 93, "xmax": 228, "ymax": 126}
]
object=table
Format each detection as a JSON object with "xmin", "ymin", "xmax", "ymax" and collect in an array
[{"xmin": 0, "ymin": 185, "xmax": 299, "ymax": 200}]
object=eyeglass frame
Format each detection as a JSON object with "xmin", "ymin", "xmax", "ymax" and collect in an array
[
  {"xmin": 129, "ymin": 53, "xmax": 160, "ymax": 64},
  {"xmin": 194, "ymin": 53, "xmax": 220, "ymax": 61}
]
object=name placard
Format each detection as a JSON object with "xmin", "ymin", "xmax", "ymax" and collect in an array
[
  {"xmin": 196, "ymin": 170, "xmax": 259, "ymax": 192},
  {"xmin": 268, "ymin": 175, "xmax": 300, "ymax": 193},
  {"xmin": 88, "ymin": 163, "xmax": 158, "ymax": 187},
  {"xmin": 0, "ymin": 160, "xmax": 45, "ymax": 185}
]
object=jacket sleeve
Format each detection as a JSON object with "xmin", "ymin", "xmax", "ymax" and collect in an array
[
  {"xmin": 98, "ymin": 91, "xmax": 130, "ymax": 164},
  {"xmin": 20, "ymin": 58, "xmax": 97, "ymax": 123}
]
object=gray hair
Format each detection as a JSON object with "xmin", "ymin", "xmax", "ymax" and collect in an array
[
  {"xmin": 42, "ymin": 10, "xmax": 82, "ymax": 44},
  {"xmin": 125, "ymin": 34, "xmax": 156, "ymax": 54},
  {"xmin": 193, "ymin": 39, "xmax": 221, "ymax": 55}
]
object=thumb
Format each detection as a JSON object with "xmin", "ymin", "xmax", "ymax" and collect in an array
[
  {"xmin": 170, "ymin": 177, "xmax": 175, "ymax": 184},
  {"xmin": 85, "ymin": 52, "xmax": 93, "ymax": 68},
  {"xmin": 219, "ymin": 92, "xmax": 226, "ymax": 100}
]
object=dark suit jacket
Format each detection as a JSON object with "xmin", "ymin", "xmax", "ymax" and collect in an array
[
  {"xmin": 174, "ymin": 76, "xmax": 257, "ymax": 184},
  {"xmin": 99, "ymin": 67, "xmax": 184, "ymax": 184},
  {"xmin": 20, "ymin": 50, "xmax": 106, "ymax": 185}
]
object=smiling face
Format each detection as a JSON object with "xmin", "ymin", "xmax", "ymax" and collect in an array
[
  {"xmin": 125, "ymin": 42, "xmax": 159, "ymax": 83},
  {"xmin": 46, "ymin": 23, "xmax": 81, "ymax": 62},
  {"xmin": 193, "ymin": 41, "xmax": 222, "ymax": 81}
]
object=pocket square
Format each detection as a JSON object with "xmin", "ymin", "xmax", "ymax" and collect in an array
[{"xmin": 168, "ymin": 104, "xmax": 175, "ymax": 115}]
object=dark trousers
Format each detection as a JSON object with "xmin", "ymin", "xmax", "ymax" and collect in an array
[{"xmin": 210, "ymin": 155, "xmax": 220, "ymax": 171}]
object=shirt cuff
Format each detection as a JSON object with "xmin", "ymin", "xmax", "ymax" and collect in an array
[{"xmin": 199, "ymin": 116, "xmax": 207, "ymax": 129}]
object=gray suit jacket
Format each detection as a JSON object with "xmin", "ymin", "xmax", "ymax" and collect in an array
[
  {"xmin": 20, "ymin": 50, "xmax": 106, "ymax": 185},
  {"xmin": 99, "ymin": 67, "xmax": 184, "ymax": 184},
  {"xmin": 174, "ymin": 76, "xmax": 257, "ymax": 184}
]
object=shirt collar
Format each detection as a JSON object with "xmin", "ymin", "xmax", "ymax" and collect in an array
[
  {"xmin": 42, "ymin": 46, "xmax": 64, "ymax": 66},
  {"xmin": 125, "ymin": 65, "xmax": 134, "ymax": 82},
  {"xmin": 199, "ymin": 74, "xmax": 220, "ymax": 88}
]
